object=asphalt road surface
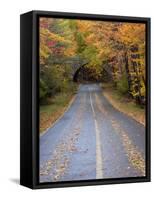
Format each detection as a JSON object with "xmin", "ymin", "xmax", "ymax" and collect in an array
[{"xmin": 40, "ymin": 83, "xmax": 145, "ymax": 183}]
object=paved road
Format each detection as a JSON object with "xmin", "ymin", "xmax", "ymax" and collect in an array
[{"xmin": 40, "ymin": 84, "xmax": 145, "ymax": 183}]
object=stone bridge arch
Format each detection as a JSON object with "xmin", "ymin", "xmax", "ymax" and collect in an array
[
  {"xmin": 73, "ymin": 63, "xmax": 113, "ymax": 83},
  {"xmin": 73, "ymin": 63, "xmax": 88, "ymax": 82},
  {"xmin": 48, "ymin": 56, "xmax": 113, "ymax": 82}
]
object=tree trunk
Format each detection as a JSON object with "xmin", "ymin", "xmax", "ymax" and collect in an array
[{"xmin": 124, "ymin": 51, "xmax": 131, "ymax": 92}]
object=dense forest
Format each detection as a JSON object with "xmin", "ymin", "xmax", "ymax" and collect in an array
[{"xmin": 40, "ymin": 18, "xmax": 146, "ymax": 106}]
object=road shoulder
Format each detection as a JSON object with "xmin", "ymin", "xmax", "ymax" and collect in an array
[{"xmin": 102, "ymin": 84, "xmax": 145, "ymax": 126}]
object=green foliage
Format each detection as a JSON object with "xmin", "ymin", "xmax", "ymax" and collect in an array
[
  {"xmin": 76, "ymin": 32, "xmax": 87, "ymax": 54},
  {"xmin": 117, "ymin": 74, "xmax": 129, "ymax": 95},
  {"xmin": 83, "ymin": 46, "xmax": 101, "ymax": 66},
  {"xmin": 40, "ymin": 64, "xmax": 76, "ymax": 104},
  {"xmin": 40, "ymin": 79, "xmax": 47, "ymax": 100}
]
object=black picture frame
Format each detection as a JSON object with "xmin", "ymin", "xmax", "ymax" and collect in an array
[{"xmin": 20, "ymin": 10, "xmax": 151, "ymax": 189}]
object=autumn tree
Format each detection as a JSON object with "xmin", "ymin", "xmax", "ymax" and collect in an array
[{"xmin": 39, "ymin": 18, "xmax": 146, "ymax": 105}]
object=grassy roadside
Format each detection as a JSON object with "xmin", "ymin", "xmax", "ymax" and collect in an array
[
  {"xmin": 101, "ymin": 83, "xmax": 145, "ymax": 126},
  {"xmin": 40, "ymin": 87, "xmax": 78, "ymax": 135}
]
